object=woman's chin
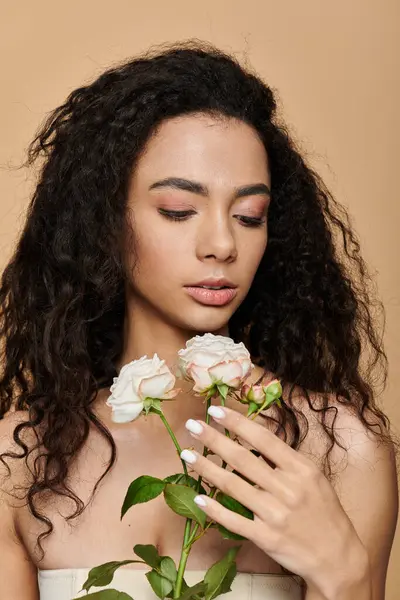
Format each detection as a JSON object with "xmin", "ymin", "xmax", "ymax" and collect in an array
[{"xmin": 176, "ymin": 308, "xmax": 233, "ymax": 335}]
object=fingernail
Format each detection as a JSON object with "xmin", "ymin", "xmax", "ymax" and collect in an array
[
  {"xmin": 207, "ymin": 406, "xmax": 225, "ymax": 419},
  {"xmin": 194, "ymin": 495, "xmax": 207, "ymax": 507},
  {"xmin": 185, "ymin": 419, "xmax": 204, "ymax": 435},
  {"xmin": 180, "ymin": 449, "xmax": 197, "ymax": 464}
]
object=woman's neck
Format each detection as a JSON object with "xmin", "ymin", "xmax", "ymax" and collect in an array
[{"xmin": 116, "ymin": 306, "xmax": 229, "ymax": 373}]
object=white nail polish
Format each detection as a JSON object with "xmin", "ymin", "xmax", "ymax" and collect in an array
[
  {"xmin": 180, "ymin": 449, "xmax": 197, "ymax": 464},
  {"xmin": 185, "ymin": 419, "xmax": 203, "ymax": 435},
  {"xmin": 207, "ymin": 406, "xmax": 225, "ymax": 419},
  {"xmin": 194, "ymin": 495, "xmax": 207, "ymax": 507}
]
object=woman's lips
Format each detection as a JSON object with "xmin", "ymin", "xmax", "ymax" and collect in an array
[{"xmin": 184, "ymin": 286, "xmax": 237, "ymax": 306}]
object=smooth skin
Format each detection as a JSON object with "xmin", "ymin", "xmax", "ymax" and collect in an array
[{"xmin": 0, "ymin": 114, "xmax": 398, "ymax": 600}]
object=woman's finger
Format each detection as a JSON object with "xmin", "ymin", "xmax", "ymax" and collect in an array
[
  {"xmin": 205, "ymin": 405, "xmax": 306, "ymax": 472},
  {"xmin": 184, "ymin": 417, "xmax": 275, "ymax": 490},
  {"xmin": 180, "ymin": 449, "xmax": 268, "ymax": 516}
]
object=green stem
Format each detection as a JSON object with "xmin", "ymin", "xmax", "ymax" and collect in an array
[
  {"xmin": 250, "ymin": 397, "xmax": 281, "ymax": 421},
  {"xmin": 159, "ymin": 412, "xmax": 189, "ymax": 478},
  {"xmin": 184, "ymin": 484, "xmax": 219, "ymax": 549},
  {"xmin": 174, "ymin": 518, "xmax": 192, "ymax": 598}
]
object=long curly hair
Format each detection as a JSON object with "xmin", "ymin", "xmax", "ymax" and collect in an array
[{"xmin": 0, "ymin": 39, "xmax": 397, "ymax": 558}]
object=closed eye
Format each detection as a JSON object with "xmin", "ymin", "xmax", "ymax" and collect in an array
[
  {"xmin": 158, "ymin": 209, "xmax": 196, "ymax": 221},
  {"xmin": 235, "ymin": 215, "xmax": 266, "ymax": 228},
  {"xmin": 158, "ymin": 209, "xmax": 266, "ymax": 227}
]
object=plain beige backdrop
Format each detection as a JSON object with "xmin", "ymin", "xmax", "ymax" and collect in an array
[{"xmin": 1, "ymin": 0, "xmax": 399, "ymax": 596}]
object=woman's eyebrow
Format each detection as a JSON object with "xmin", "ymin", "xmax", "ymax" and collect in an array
[{"xmin": 148, "ymin": 177, "xmax": 271, "ymax": 198}]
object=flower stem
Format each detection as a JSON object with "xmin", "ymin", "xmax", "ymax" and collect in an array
[
  {"xmin": 184, "ymin": 484, "xmax": 219, "ymax": 549},
  {"xmin": 174, "ymin": 518, "xmax": 192, "ymax": 598},
  {"xmin": 159, "ymin": 412, "xmax": 189, "ymax": 478}
]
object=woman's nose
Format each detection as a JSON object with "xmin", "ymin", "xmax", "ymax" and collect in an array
[{"xmin": 195, "ymin": 211, "xmax": 238, "ymax": 263}]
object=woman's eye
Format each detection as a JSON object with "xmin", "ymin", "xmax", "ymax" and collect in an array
[
  {"xmin": 235, "ymin": 215, "xmax": 266, "ymax": 228},
  {"xmin": 158, "ymin": 209, "xmax": 195, "ymax": 221}
]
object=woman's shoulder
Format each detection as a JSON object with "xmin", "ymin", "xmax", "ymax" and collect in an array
[
  {"xmin": 247, "ymin": 365, "xmax": 393, "ymax": 470},
  {"xmin": 0, "ymin": 410, "xmax": 35, "ymax": 496},
  {"xmin": 0, "ymin": 409, "xmax": 33, "ymax": 451}
]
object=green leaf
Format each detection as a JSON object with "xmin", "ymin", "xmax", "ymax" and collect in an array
[
  {"xmin": 163, "ymin": 483, "xmax": 207, "ymax": 528},
  {"xmin": 178, "ymin": 581, "xmax": 207, "ymax": 600},
  {"xmin": 203, "ymin": 547, "xmax": 240, "ymax": 600},
  {"xmin": 73, "ymin": 590, "xmax": 134, "ymax": 599},
  {"xmin": 81, "ymin": 561, "xmax": 140, "ymax": 592},
  {"xmin": 164, "ymin": 473, "xmax": 207, "ymax": 495},
  {"xmin": 146, "ymin": 569, "xmax": 173, "ymax": 599},
  {"xmin": 133, "ymin": 544, "xmax": 162, "ymax": 569},
  {"xmin": 216, "ymin": 383, "xmax": 229, "ymax": 401},
  {"xmin": 246, "ymin": 401, "xmax": 259, "ymax": 417},
  {"xmin": 217, "ymin": 524, "xmax": 246, "ymax": 541},
  {"xmin": 121, "ymin": 476, "xmax": 165, "ymax": 519},
  {"xmin": 133, "ymin": 545, "xmax": 176, "ymax": 585},
  {"xmin": 159, "ymin": 556, "xmax": 177, "ymax": 583}
]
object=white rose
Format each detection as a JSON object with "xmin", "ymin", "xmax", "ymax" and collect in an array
[
  {"xmin": 106, "ymin": 354, "xmax": 177, "ymax": 423},
  {"xmin": 178, "ymin": 333, "xmax": 253, "ymax": 394}
]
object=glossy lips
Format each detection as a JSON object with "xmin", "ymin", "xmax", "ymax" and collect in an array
[{"xmin": 184, "ymin": 278, "xmax": 237, "ymax": 306}]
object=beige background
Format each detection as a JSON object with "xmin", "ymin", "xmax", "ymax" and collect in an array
[{"xmin": 1, "ymin": 0, "xmax": 399, "ymax": 596}]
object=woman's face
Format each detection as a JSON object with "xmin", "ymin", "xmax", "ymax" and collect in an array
[{"xmin": 124, "ymin": 113, "xmax": 270, "ymax": 334}]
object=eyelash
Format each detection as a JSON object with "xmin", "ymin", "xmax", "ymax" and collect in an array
[{"xmin": 158, "ymin": 209, "xmax": 265, "ymax": 228}]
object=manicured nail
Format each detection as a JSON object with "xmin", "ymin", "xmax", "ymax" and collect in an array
[
  {"xmin": 185, "ymin": 419, "xmax": 204, "ymax": 435},
  {"xmin": 207, "ymin": 406, "xmax": 225, "ymax": 420},
  {"xmin": 194, "ymin": 495, "xmax": 207, "ymax": 507},
  {"xmin": 180, "ymin": 449, "xmax": 197, "ymax": 464}
]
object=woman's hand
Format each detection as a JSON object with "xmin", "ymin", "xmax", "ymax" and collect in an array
[{"xmin": 180, "ymin": 405, "xmax": 371, "ymax": 600}]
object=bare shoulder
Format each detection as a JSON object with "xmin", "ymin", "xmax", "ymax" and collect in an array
[
  {"xmin": 0, "ymin": 410, "xmax": 35, "ymax": 494},
  {"xmin": 292, "ymin": 389, "xmax": 398, "ymax": 478},
  {"xmin": 0, "ymin": 409, "xmax": 32, "ymax": 456},
  {"xmin": 0, "ymin": 409, "xmax": 31, "ymax": 440},
  {"xmin": 0, "ymin": 412, "xmax": 39, "ymax": 599}
]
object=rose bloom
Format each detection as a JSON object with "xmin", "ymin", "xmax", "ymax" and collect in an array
[
  {"xmin": 241, "ymin": 378, "xmax": 282, "ymax": 406},
  {"xmin": 107, "ymin": 354, "xmax": 177, "ymax": 423},
  {"xmin": 178, "ymin": 333, "xmax": 253, "ymax": 393},
  {"xmin": 241, "ymin": 383, "xmax": 265, "ymax": 405}
]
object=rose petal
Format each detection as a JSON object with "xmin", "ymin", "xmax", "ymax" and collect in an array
[
  {"xmin": 238, "ymin": 357, "xmax": 252, "ymax": 378},
  {"xmin": 242, "ymin": 383, "xmax": 251, "ymax": 397},
  {"xmin": 179, "ymin": 350, "xmax": 222, "ymax": 368},
  {"xmin": 109, "ymin": 377, "xmax": 141, "ymax": 404},
  {"xmin": 162, "ymin": 388, "xmax": 180, "ymax": 399},
  {"xmin": 110, "ymin": 402, "xmax": 144, "ymax": 423},
  {"xmin": 187, "ymin": 364, "xmax": 213, "ymax": 393},
  {"xmin": 208, "ymin": 360, "xmax": 243, "ymax": 388},
  {"xmin": 139, "ymin": 372, "xmax": 176, "ymax": 400}
]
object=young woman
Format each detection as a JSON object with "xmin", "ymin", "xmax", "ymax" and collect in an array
[{"xmin": 0, "ymin": 40, "xmax": 398, "ymax": 600}]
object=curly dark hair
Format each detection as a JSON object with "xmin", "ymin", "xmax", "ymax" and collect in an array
[{"xmin": 0, "ymin": 39, "xmax": 397, "ymax": 559}]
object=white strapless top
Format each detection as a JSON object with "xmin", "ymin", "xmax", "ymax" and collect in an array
[{"xmin": 38, "ymin": 568, "xmax": 304, "ymax": 599}]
